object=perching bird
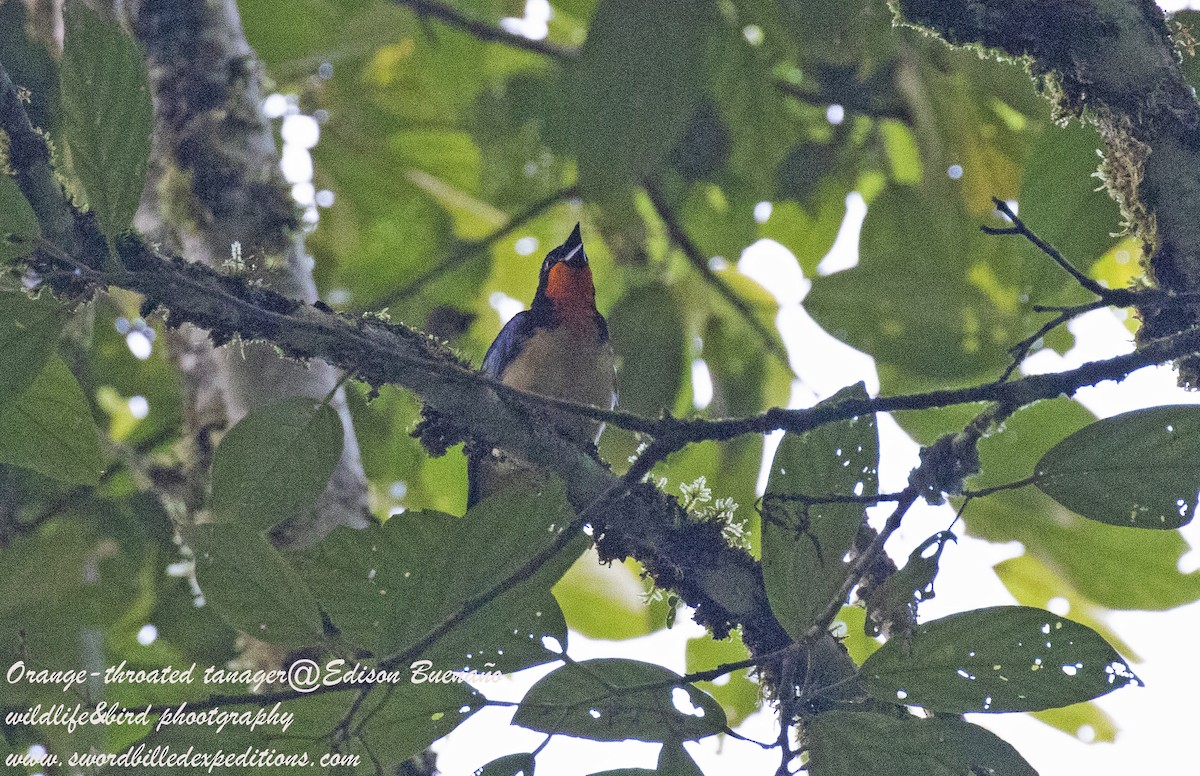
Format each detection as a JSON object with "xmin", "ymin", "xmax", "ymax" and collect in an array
[{"xmin": 467, "ymin": 224, "xmax": 616, "ymax": 507}]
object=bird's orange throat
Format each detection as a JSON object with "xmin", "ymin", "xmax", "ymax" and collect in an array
[{"xmin": 546, "ymin": 263, "xmax": 597, "ymax": 328}]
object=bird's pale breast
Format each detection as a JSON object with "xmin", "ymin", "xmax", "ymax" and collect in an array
[{"xmin": 498, "ymin": 323, "xmax": 616, "ymax": 443}]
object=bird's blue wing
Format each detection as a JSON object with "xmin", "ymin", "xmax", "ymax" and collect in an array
[
  {"xmin": 470, "ymin": 311, "xmax": 538, "ymax": 508},
  {"xmin": 480, "ymin": 310, "xmax": 537, "ymax": 378}
]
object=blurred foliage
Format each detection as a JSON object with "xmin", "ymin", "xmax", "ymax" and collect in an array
[{"xmin": 3, "ymin": 0, "xmax": 1199, "ymax": 773}]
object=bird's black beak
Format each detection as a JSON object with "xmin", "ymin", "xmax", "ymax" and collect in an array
[{"xmin": 560, "ymin": 223, "xmax": 587, "ymax": 268}]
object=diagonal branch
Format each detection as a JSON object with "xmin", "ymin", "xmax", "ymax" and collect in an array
[{"xmin": 643, "ymin": 178, "xmax": 791, "ymax": 366}]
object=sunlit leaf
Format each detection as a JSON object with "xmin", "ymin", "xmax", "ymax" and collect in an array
[
  {"xmin": 860, "ymin": 606, "xmax": 1141, "ymax": 713},
  {"xmin": 685, "ymin": 630, "xmax": 761, "ymax": 727},
  {"xmin": 554, "ymin": 550, "xmax": 658, "ymax": 640}
]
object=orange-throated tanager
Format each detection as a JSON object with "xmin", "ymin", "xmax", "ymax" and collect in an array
[{"xmin": 467, "ymin": 224, "xmax": 616, "ymax": 507}]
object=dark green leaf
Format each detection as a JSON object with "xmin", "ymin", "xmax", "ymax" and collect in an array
[
  {"xmin": 513, "ymin": 658, "xmax": 727, "ymax": 742},
  {"xmin": 608, "ymin": 282, "xmax": 686, "ymax": 417},
  {"xmin": 761, "ymin": 382, "xmax": 878, "ymax": 640},
  {"xmin": 189, "ymin": 523, "xmax": 325, "ymax": 647},
  {"xmin": 60, "ymin": 0, "xmax": 152, "ymax": 237},
  {"xmin": 209, "ymin": 397, "xmax": 344, "ymax": 531},
  {"xmin": 477, "ymin": 753, "xmax": 536, "ymax": 776},
  {"xmin": 1034, "ymin": 405, "xmax": 1200, "ymax": 529},
  {"xmin": 0, "ymin": 175, "xmax": 40, "ymax": 263},
  {"xmin": 808, "ymin": 712, "xmax": 1038, "ymax": 776},
  {"xmin": 299, "ymin": 481, "xmax": 580, "ymax": 672},
  {"xmin": 352, "ymin": 681, "xmax": 483, "ymax": 765},
  {"xmin": 671, "ymin": 99, "xmax": 732, "ymax": 182},
  {"xmin": 968, "ymin": 398, "xmax": 1200, "ymax": 610},
  {"xmin": 567, "ymin": 0, "xmax": 718, "ymax": 197},
  {"xmin": 0, "ymin": 290, "xmax": 65, "ymax": 408},
  {"xmin": 0, "ymin": 355, "xmax": 102, "ymax": 484},
  {"xmin": 860, "ymin": 605, "xmax": 1141, "ymax": 713},
  {"xmin": 657, "ymin": 742, "xmax": 704, "ymax": 776}
]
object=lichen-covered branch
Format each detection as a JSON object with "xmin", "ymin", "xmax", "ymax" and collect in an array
[
  {"xmin": 121, "ymin": 0, "xmax": 370, "ymax": 545},
  {"xmin": 892, "ymin": 0, "xmax": 1200, "ymax": 384}
]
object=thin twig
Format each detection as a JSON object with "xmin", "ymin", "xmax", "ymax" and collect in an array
[
  {"xmin": 982, "ymin": 197, "xmax": 1118, "ymax": 301},
  {"xmin": 994, "ymin": 300, "xmax": 1106, "ymax": 383},
  {"xmin": 644, "ymin": 178, "xmax": 791, "ymax": 366}
]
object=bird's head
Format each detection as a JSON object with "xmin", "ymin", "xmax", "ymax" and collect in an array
[{"xmin": 533, "ymin": 223, "xmax": 596, "ymax": 323}]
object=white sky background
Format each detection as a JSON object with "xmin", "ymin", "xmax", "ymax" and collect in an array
[{"xmin": 254, "ymin": 0, "xmax": 1200, "ymax": 772}]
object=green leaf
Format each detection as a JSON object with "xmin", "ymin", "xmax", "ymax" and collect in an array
[
  {"xmin": 863, "ymin": 531, "xmax": 955, "ymax": 636},
  {"xmin": 60, "ymin": 0, "xmax": 152, "ymax": 237},
  {"xmin": 608, "ymin": 282, "xmax": 686, "ymax": 416},
  {"xmin": 513, "ymin": 658, "xmax": 727, "ymax": 742},
  {"xmin": 685, "ymin": 631, "xmax": 760, "ymax": 727},
  {"xmin": 860, "ymin": 605, "xmax": 1142, "ymax": 713},
  {"xmin": 0, "ymin": 174, "xmax": 40, "ymax": 263},
  {"xmin": 804, "ymin": 187, "xmax": 1020, "ymax": 387},
  {"xmin": 657, "ymin": 743, "xmax": 704, "ymax": 776},
  {"xmin": 829, "ymin": 606, "xmax": 882, "ymax": 665},
  {"xmin": 0, "ymin": 290, "xmax": 65, "ymax": 408},
  {"xmin": 757, "ymin": 198, "xmax": 843, "ymax": 277},
  {"xmin": 0, "ymin": 355, "xmax": 102, "ymax": 484},
  {"xmin": 567, "ymin": 0, "xmax": 718, "ymax": 198},
  {"xmin": 299, "ymin": 481, "xmax": 581, "ymax": 672},
  {"xmin": 807, "ymin": 712, "xmax": 1038, "ymax": 776},
  {"xmin": 209, "ymin": 397, "xmax": 344, "ymax": 531},
  {"xmin": 1034, "ymin": 405, "xmax": 1200, "ymax": 529},
  {"xmin": 761, "ymin": 382, "xmax": 878, "ymax": 640},
  {"xmin": 1030, "ymin": 700, "xmax": 1118, "ymax": 744},
  {"xmin": 188, "ymin": 523, "xmax": 325, "ymax": 647},
  {"xmin": 351, "ymin": 680, "xmax": 483, "ymax": 765},
  {"xmin": 967, "ymin": 399, "xmax": 1200, "ymax": 610},
  {"xmin": 1019, "ymin": 124, "xmax": 1119, "ymax": 276},
  {"xmin": 477, "ymin": 753, "xmax": 537, "ymax": 776},
  {"xmin": 554, "ymin": 552, "xmax": 658, "ymax": 640},
  {"xmin": 994, "ymin": 552, "xmax": 1138, "ymax": 661}
]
